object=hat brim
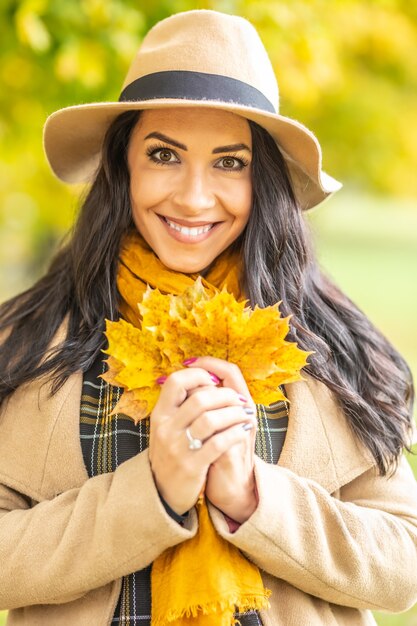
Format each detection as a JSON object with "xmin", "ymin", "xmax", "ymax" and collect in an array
[{"xmin": 43, "ymin": 98, "xmax": 342, "ymax": 210}]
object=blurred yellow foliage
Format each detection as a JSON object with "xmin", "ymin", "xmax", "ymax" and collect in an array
[{"xmin": 0, "ymin": 0, "xmax": 416, "ymax": 291}]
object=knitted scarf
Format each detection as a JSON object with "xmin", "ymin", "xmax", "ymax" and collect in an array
[{"xmin": 117, "ymin": 231, "xmax": 271, "ymax": 626}]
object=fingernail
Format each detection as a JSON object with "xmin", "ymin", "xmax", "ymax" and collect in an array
[
  {"xmin": 244, "ymin": 407, "xmax": 255, "ymax": 415},
  {"xmin": 242, "ymin": 422, "xmax": 255, "ymax": 431},
  {"xmin": 210, "ymin": 373, "xmax": 220, "ymax": 384},
  {"xmin": 156, "ymin": 375, "xmax": 167, "ymax": 384},
  {"xmin": 183, "ymin": 357, "xmax": 198, "ymax": 365},
  {"xmin": 238, "ymin": 394, "xmax": 248, "ymax": 403}
]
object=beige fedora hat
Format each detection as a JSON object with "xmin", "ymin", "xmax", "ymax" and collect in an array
[{"xmin": 43, "ymin": 9, "xmax": 342, "ymax": 210}]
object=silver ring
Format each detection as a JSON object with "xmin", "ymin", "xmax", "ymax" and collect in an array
[{"xmin": 185, "ymin": 427, "xmax": 203, "ymax": 451}]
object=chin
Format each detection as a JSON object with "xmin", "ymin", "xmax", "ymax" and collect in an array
[
  {"xmin": 167, "ymin": 264, "xmax": 206, "ymax": 274},
  {"xmin": 159, "ymin": 256, "xmax": 210, "ymax": 275}
]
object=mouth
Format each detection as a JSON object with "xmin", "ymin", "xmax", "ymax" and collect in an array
[{"xmin": 157, "ymin": 214, "xmax": 220, "ymax": 241}]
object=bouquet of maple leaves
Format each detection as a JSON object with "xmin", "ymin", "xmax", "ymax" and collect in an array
[{"xmin": 102, "ymin": 278, "xmax": 310, "ymax": 420}]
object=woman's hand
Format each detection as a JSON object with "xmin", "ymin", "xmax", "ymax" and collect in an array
[
  {"xmin": 149, "ymin": 365, "xmax": 256, "ymax": 516},
  {"xmin": 185, "ymin": 357, "xmax": 258, "ymax": 523}
]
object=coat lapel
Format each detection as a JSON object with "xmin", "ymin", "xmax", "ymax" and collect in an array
[{"xmin": 279, "ymin": 377, "xmax": 375, "ymax": 493}]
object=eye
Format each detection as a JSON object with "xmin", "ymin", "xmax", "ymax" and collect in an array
[
  {"xmin": 216, "ymin": 155, "xmax": 249, "ymax": 172},
  {"xmin": 146, "ymin": 144, "xmax": 180, "ymax": 165},
  {"xmin": 222, "ymin": 157, "xmax": 237, "ymax": 169},
  {"xmin": 156, "ymin": 148, "xmax": 176, "ymax": 163}
]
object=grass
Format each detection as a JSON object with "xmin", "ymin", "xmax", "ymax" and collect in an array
[
  {"xmin": 308, "ymin": 192, "xmax": 417, "ymax": 382},
  {"xmin": 0, "ymin": 192, "xmax": 416, "ymax": 624}
]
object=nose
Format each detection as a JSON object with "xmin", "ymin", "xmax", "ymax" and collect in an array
[{"xmin": 171, "ymin": 167, "xmax": 216, "ymax": 214}]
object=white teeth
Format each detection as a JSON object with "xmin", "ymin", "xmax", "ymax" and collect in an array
[{"xmin": 164, "ymin": 217, "xmax": 213, "ymax": 236}]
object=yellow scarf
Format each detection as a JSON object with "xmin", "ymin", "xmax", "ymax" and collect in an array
[
  {"xmin": 117, "ymin": 231, "xmax": 271, "ymax": 626},
  {"xmin": 118, "ymin": 231, "xmax": 244, "ymax": 325}
]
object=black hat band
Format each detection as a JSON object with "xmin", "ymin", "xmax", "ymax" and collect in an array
[{"xmin": 119, "ymin": 70, "xmax": 276, "ymax": 114}]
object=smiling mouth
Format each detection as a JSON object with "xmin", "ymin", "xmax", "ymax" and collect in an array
[{"xmin": 159, "ymin": 215, "xmax": 218, "ymax": 237}]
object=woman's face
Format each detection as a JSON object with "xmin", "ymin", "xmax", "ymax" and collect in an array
[{"xmin": 127, "ymin": 107, "xmax": 253, "ymax": 274}]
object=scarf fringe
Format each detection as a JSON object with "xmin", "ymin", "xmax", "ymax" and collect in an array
[{"xmin": 152, "ymin": 592, "xmax": 271, "ymax": 625}]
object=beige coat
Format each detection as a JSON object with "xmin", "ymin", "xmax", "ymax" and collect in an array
[{"xmin": 1, "ymin": 367, "xmax": 417, "ymax": 625}]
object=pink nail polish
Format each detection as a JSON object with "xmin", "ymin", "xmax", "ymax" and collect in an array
[
  {"xmin": 156, "ymin": 375, "xmax": 167, "ymax": 384},
  {"xmin": 183, "ymin": 357, "xmax": 198, "ymax": 365},
  {"xmin": 238, "ymin": 394, "xmax": 248, "ymax": 403},
  {"xmin": 210, "ymin": 373, "xmax": 221, "ymax": 384}
]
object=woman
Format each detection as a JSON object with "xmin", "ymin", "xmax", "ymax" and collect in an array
[{"xmin": 1, "ymin": 9, "xmax": 417, "ymax": 626}]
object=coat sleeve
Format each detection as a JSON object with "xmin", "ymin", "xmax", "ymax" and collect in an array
[
  {"xmin": 209, "ymin": 454, "xmax": 417, "ymax": 613},
  {"xmin": 0, "ymin": 449, "xmax": 197, "ymax": 610}
]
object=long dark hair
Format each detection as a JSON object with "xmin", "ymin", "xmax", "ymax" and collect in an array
[{"xmin": 0, "ymin": 110, "xmax": 413, "ymax": 474}]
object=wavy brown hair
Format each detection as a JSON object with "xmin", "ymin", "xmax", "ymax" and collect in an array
[{"xmin": 0, "ymin": 110, "xmax": 413, "ymax": 474}]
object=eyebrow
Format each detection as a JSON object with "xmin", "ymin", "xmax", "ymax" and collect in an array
[{"xmin": 144, "ymin": 132, "xmax": 252, "ymax": 154}]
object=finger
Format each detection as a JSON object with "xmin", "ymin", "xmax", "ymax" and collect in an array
[
  {"xmin": 186, "ymin": 404, "xmax": 257, "ymax": 442},
  {"xmin": 154, "ymin": 367, "xmax": 217, "ymax": 416},
  {"xmin": 186, "ymin": 384, "xmax": 212, "ymax": 397},
  {"xmin": 198, "ymin": 421, "xmax": 257, "ymax": 465},
  {"xmin": 183, "ymin": 357, "xmax": 253, "ymax": 404},
  {"xmin": 175, "ymin": 386, "xmax": 249, "ymax": 429}
]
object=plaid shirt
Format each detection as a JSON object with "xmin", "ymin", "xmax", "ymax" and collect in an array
[{"xmin": 80, "ymin": 355, "xmax": 288, "ymax": 625}]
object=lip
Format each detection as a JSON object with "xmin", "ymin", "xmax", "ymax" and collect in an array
[
  {"xmin": 157, "ymin": 214, "xmax": 221, "ymax": 244},
  {"xmin": 157, "ymin": 214, "xmax": 217, "ymax": 227}
]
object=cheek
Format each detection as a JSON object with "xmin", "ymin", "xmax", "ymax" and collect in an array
[
  {"xmin": 130, "ymin": 174, "xmax": 166, "ymax": 218},
  {"xmin": 232, "ymin": 180, "xmax": 252, "ymax": 223}
]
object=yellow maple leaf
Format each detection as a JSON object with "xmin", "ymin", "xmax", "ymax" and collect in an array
[
  {"xmin": 102, "ymin": 278, "xmax": 311, "ymax": 423},
  {"xmin": 101, "ymin": 318, "xmax": 172, "ymax": 419}
]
